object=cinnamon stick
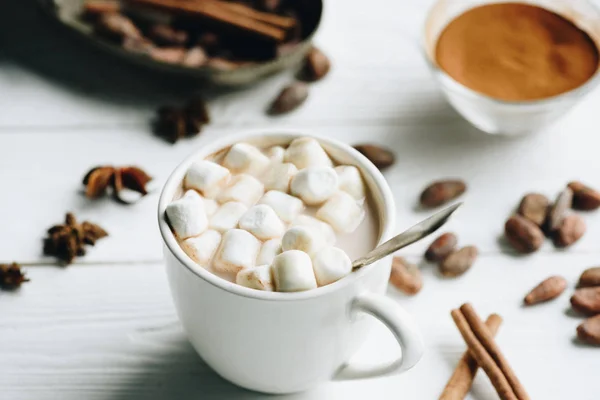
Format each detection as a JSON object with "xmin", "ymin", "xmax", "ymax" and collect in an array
[
  {"xmin": 439, "ymin": 313, "xmax": 503, "ymax": 400},
  {"xmin": 125, "ymin": 0, "xmax": 289, "ymax": 41},
  {"xmin": 459, "ymin": 304, "xmax": 530, "ymax": 400},
  {"xmin": 215, "ymin": 1, "xmax": 296, "ymax": 29},
  {"xmin": 450, "ymin": 309, "xmax": 518, "ymax": 400}
]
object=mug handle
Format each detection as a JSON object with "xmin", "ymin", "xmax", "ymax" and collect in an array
[{"xmin": 334, "ymin": 292, "xmax": 425, "ymax": 380}]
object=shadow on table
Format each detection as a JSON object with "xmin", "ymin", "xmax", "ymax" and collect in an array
[
  {"xmin": 108, "ymin": 333, "xmax": 274, "ymax": 400},
  {"xmin": 0, "ymin": 0, "xmax": 232, "ymax": 111}
]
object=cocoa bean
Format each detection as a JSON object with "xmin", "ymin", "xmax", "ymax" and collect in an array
[
  {"xmin": 389, "ymin": 257, "xmax": 422, "ymax": 295},
  {"xmin": 148, "ymin": 24, "xmax": 188, "ymax": 46},
  {"xmin": 578, "ymin": 267, "xmax": 600, "ymax": 288},
  {"xmin": 299, "ymin": 46, "xmax": 331, "ymax": 82},
  {"xmin": 545, "ymin": 188, "xmax": 573, "ymax": 233},
  {"xmin": 424, "ymin": 232, "xmax": 458, "ymax": 262},
  {"xmin": 577, "ymin": 315, "xmax": 600, "ymax": 345},
  {"xmin": 420, "ymin": 180, "xmax": 466, "ymax": 208},
  {"xmin": 353, "ymin": 144, "xmax": 395, "ymax": 170},
  {"xmin": 182, "ymin": 47, "xmax": 208, "ymax": 68},
  {"xmin": 149, "ymin": 47, "xmax": 186, "ymax": 64},
  {"xmin": 95, "ymin": 13, "xmax": 142, "ymax": 43},
  {"xmin": 568, "ymin": 181, "xmax": 600, "ymax": 211},
  {"xmin": 553, "ymin": 214, "xmax": 586, "ymax": 248},
  {"xmin": 523, "ymin": 276, "xmax": 567, "ymax": 305},
  {"xmin": 504, "ymin": 215, "xmax": 544, "ymax": 254},
  {"xmin": 439, "ymin": 246, "xmax": 478, "ymax": 277},
  {"xmin": 517, "ymin": 193, "xmax": 549, "ymax": 226},
  {"xmin": 268, "ymin": 83, "xmax": 309, "ymax": 115},
  {"xmin": 571, "ymin": 287, "xmax": 600, "ymax": 315}
]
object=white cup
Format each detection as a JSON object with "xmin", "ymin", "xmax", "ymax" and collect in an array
[{"xmin": 158, "ymin": 131, "xmax": 424, "ymax": 394}]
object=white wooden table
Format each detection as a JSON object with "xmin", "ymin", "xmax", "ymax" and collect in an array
[{"xmin": 1, "ymin": 1, "xmax": 599, "ymax": 399}]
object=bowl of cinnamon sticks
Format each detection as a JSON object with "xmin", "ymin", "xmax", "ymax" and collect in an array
[{"xmin": 39, "ymin": 0, "xmax": 323, "ymax": 85}]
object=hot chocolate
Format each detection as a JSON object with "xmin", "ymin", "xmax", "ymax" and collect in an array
[{"xmin": 165, "ymin": 137, "xmax": 379, "ymax": 292}]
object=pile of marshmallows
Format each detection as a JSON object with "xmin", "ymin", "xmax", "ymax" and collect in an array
[{"xmin": 166, "ymin": 137, "xmax": 367, "ymax": 292}]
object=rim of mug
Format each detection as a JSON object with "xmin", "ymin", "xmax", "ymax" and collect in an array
[
  {"xmin": 421, "ymin": 0, "xmax": 600, "ymax": 107},
  {"xmin": 158, "ymin": 130, "xmax": 397, "ymax": 301}
]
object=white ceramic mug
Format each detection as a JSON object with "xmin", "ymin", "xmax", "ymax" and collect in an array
[{"xmin": 158, "ymin": 131, "xmax": 424, "ymax": 394}]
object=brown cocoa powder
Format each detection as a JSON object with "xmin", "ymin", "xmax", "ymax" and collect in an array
[{"xmin": 435, "ymin": 3, "xmax": 599, "ymax": 101}]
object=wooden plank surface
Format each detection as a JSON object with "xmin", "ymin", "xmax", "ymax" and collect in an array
[
  {"xmin": 0, "ymin": 114, "xmax": 599, "ymax": 263},
  {"xmin": 1, "ymin": 254, "xmax": 599, "ymax": 400},
  {"xmin": 1, "ymin": 0, "xmax": 600, "ymax": 399}
]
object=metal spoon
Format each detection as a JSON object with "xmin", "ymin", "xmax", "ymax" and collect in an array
[{"xmin": 352, "ymin": 202, "xmax": 462, "ymax": 269}]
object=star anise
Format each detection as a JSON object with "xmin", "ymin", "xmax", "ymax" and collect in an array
[
  {"xmin": 43, "ymin": 213, "xmax": 108, "ymax": 265},
  {"xmin": 155, "ymin": 97, "xmax": 210, "ymax": 143},
  {"xmin": 0, "ymin": 262, "xmax": 29, "ymax": 290},
  {"xmin": 83, "ymin": 165, "xmax": 152, "ymax": 204}
]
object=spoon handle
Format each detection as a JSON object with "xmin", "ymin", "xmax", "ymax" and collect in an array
[{"xmin": 352, "ymin": 202, "xmax": 462, "ymax": 269}]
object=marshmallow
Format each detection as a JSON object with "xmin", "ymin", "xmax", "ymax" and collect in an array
[
  {"xmin": 210, "ymin": 202, "xmax": 248, "ymax": 233},
  {"xmin": 290, "ymin": 167, "xmax": 338, "ymax": 205},
  {"xmin": 257, "ymin": 238, "xmax": 282, "ymax": 265},
  {"xmin": 261, "ymin": 162, "xmax": 298, "ymax": 193},
  {"xmin": 184, "ymin": 160, "xmax": 231, "ymax": 198},
  {"xmin": 266, "ymin": 146, "xmax": 285, "ymax": 163},
  {"xmin": 335, "ymin": 165, "xmax": 366, "ymax": 201},
  {"xmin": 292, "ymin": 215, "xmax": 336, "ymax": 246},
  {"xmin": 184, "ymin": 190, "xmax": 219, "ymax": 217},
  {"xmin": 272, "ymin": 250, "xmax": 317, "ymax": 292},
  {"xmin": 165, "ymin": 191, "xmax": 208, "ymax": 239},
  {"xmin": 217, "ymin": 174, "xmax": 264, "ymax": 206},
  {"xmin": 182, "ymin": 229, "xmax": 222, "ymax": 265},
  {"xmin": 281, "ymin": 226, "xmax": 327, "ymax": 256},
  {"xmin": 213, "ymin": 229, "xmax": 261, "ymax": 273},
  {"xmin": 203, "ymin": 198, "xmax": 219, "ymax": 217},
  {"xmin": 258, "ymin": 190, "xmax": 304, "ymax": 223},
  {"xmin": 238, "ymin": 204, "xmax": 286, "ymax": 240},
  {"xmin": 312, "ymin": 247, "xmax": 352, "ymax": 286},
  {"xmin": 222, "ymin": 143, "xmax": 270, "ymax": 178},
  {"xmin": 284, "ymin": 137, "xmax": 333, "ymax": 169},
  {"xmin": 317, "ymin": 192, "xmax": 365, "ymax": 233},
  {"xmin": 236, "ymin": 264, "xmax": 274, "ymax": 291}
]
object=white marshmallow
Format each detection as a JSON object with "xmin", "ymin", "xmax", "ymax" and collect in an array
[
  {"xmin": 284, "ymin": 137, "xmax": 333, "ymax": 169},
  {"xmin": 238, "ymin": 204, "xmax": 286, "ymax": 240},
  {"xmin": 317, "ymin": 192, "xmax": 365, "ymax": 233},
  {"xmin": 209, "ymin": 202, "xmax": 248, "ymax": 233},
  {"xmin": 213, "ymin": 229, "xmax": 261, "ymax": 273},
  {"xmin": 272, "ymin": 250, "xmax": 317, "ymax": 292},
  {"xmin": 266, "ymin": 146, "xmax": 285, "ymax": 163},
  {"xmin": 290, "ymin": 167, "xmax": 338, "ymax": 206},
  {"xmin": 257, "ymin": 238, "xmax": 282, "ymax": 265},
  {"xmin": 236, "ymin": 264, "xmax": 274, "ymax": 291},
  {"xmin": 281, "ymin": 226, "xmax": 326, "ymax": 256},
  {"xmin": 182, "ymin": 230, "xmax": 222, "ymax": 265},
  {"xmin": 293, "ymin": 215, "xmax": 336, "ymax": 246},
  {"xmin": 184, "ymin": 160, "xmax": 231, "ymax": 198},
  {"xmin": 203, "ymin": 198, "xmax": 219, "ymax": 217},
  {"xmin": 165, "ymin": 191, "xmax": 208, "ymax": 239},
  {"xmin": 258, "ymin": 190, "xmax": 304, "ymax": 223},
  {"xmin": 312, "ymin": 247, "xmax": 352, "ymax": 286},
  {"xmin": 184, "ymin": 190, "xmax": 219, "ymax": 217},
  {"xmin": 222, "ymin": 143, "xmax": 270, "ymax": 178},
  {"xmin": 335, "ymin": 165, "xmax": 366, "ymax": 201},
  {"xmin": 217, "ymin": 174, "xmax": 264, "ymax": 206},
  {"xmin": 261, "ymin": 162, "xmax": 298, "ymax": 193}
]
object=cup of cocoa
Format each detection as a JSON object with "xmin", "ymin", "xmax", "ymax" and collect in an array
[
  {"xmin": 423, "ymin": 0, "xmax": 600, "ymax": 135},
  {"xmin": 157, "ymin": 131, "xmax": 424, "ymax": 394}
]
